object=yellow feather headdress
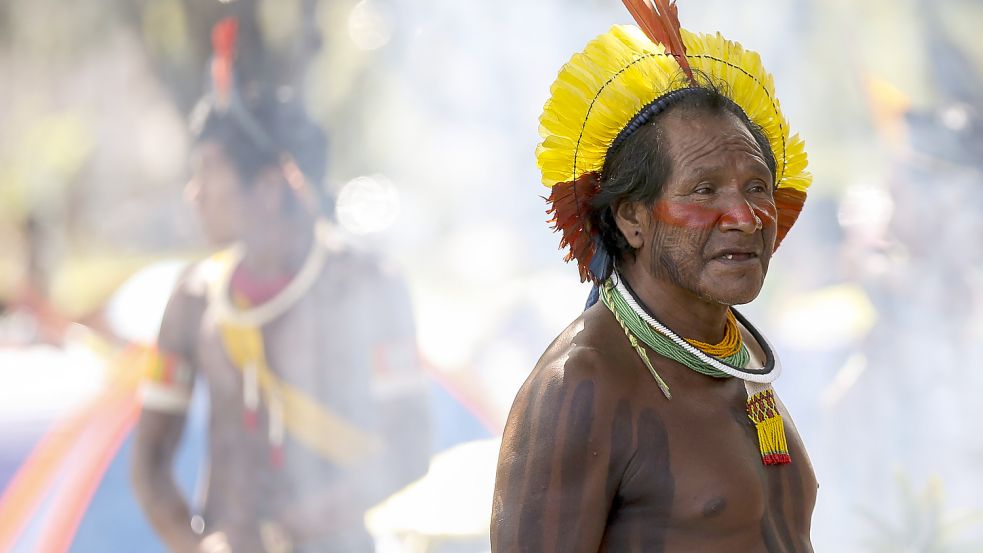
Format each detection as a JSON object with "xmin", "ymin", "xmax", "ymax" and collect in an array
[{"xmin": 539, "ymin": 2, "xmax": 811, "ymax": 282}]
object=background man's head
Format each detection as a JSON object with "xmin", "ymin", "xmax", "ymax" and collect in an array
[
  {"xmin": 591, "ymin": 85, "xmax": 778, "ymax": 305},
  {"xmin": 186, "ymin": 85, "xmax": 328, "ymax": 244}
]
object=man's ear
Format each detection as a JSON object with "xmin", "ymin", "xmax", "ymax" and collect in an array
[{"xmin": 614, "ymin": 200, "xmax": 651, "ymax": 249}]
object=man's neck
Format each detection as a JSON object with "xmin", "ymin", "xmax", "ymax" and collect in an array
[
  {"xmin": 239, "ymin": 216, "xmax": 317, "ymax": 279},
  {"xmin": 618, "ymin": 260, "xmax": 729, "ymax": 344}
]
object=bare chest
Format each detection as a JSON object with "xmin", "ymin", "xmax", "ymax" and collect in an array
[{"xmin": 603, "ymin": 383, "xmax": 817, "ymax": 552}]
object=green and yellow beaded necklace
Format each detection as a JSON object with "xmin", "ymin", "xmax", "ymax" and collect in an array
[{"xmin": 601, "ymin": 276, "xmax": 791, "ymax": 466}]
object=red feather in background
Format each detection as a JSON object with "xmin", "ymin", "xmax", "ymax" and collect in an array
[{"xmin": 211, "ymin": 17, "xmax": 239, "ymax": 109}]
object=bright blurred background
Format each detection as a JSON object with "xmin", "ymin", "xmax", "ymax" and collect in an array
[{"xmin": 1, "ymin": 0, "xmax": 982, "ymax": 551}]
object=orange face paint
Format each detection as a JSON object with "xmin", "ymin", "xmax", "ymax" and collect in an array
[
  {"xmin": 653, "ymin": 198, "xmax": 777, "ymax": 229},
  {"xmin": 753, "ymin": 202, "xmax": 777, "ymax": 226}
]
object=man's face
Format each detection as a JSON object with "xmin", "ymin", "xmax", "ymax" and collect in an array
[
  {"xmin": 186, "ymin": 141, "xmax": 248, "ymax": 245},
  {"xmin": 642, "ymin": 108, "xmax": 777, "ymax": 305}
]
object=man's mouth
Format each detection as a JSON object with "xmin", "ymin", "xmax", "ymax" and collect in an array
[{"xmin": 713, "ymin": 251, "xmax": 759, "ymax": 262}]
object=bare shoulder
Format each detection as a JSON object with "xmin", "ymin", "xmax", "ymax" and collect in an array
[
  {"xmin": 523, "ymin": 301, "xmax": 644, "ymax": 403},
  {"xmin": 313, "ymin": 236, "xmax": 414, "ymax": 342},
  {"xmin": 504, "ymin": 301, "xmax": 648, "ymax": 453},
  {"xmin": 318, "ymin": 234, "xmax": 406, "ymax": 293},
  {"xmin": 157, "ymin": 259, "xmax": 209, "ymax": 357}
]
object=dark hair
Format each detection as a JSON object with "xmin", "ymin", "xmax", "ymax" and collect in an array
[
  {"xmin": 191, "ymin": 84, "xmax": 328, "ymax": 192},
  {"xmin": 589, "ymin": 84, "xmax": 776, "ymax": 280}
]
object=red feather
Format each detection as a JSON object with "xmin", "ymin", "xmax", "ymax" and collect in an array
[
  {"xmin": 211, "ymin": 17, "xmax": 239, "ymax": 108},
  {"xmin": 621, "ymin": 0, "xmax": 694, "ymax": 81},
  {"xmin": 547, "ymin": 172, "xmax": 602, "ymax": 282}
]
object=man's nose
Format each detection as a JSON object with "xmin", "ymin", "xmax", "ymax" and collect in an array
[{"xmin": 718, "ymin": 196, "xmax": 760, "ymax": 233}]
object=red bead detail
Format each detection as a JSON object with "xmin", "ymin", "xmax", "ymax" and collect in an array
[
  {"xmin": 763, "ymin": 453, "xmax": 792, "ymax": 465},
  {"xmin": 243, "ymin": 409, "xmax": 258, "ymax": 431},
  {"xmin": 270, "ymin": 446, "xmax": 284, "ymax": 469}
]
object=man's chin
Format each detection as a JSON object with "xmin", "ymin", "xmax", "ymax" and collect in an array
[
  {"xmin": 700, "ymin": 291, "xmax": 760, "ymax": 307},
  {"xmin": 201, "ymin": 225, "xmax": 240, "ymax": 247},
  {"xmin": 698, "ymin": 276, "xmax": 765, "ymax": 306}
]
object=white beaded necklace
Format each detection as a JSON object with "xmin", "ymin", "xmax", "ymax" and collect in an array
[{"xmin": 208, "ymin": 219, "xmax": 332, "ymax": 327}]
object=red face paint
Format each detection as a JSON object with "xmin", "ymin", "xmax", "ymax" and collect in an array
[
  {"xmin": 652, "ymin": 200, "xmax": 721, "ymax": 228},
  {"xmin": 719, "ymin": 200, "xmax": 759, "ymax": 228}
]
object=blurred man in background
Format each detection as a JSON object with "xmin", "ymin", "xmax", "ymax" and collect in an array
[{"xmin": 130, "ymin": 18, "xmax": 430, "ymax": 553}]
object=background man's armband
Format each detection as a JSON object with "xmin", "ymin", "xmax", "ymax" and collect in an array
[
  {"xmin": 138, "ymin": 348, "xmax": 193, "ymax": 413},
  {"xmin": 371, "ymin": 340, "xmax": 427, "ymax": 401}
]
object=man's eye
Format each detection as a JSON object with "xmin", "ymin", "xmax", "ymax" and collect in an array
[
  {"xmin": 747, "ymin": 181, "xmax": 769, "ymax": 194},
  {"xmin": 694, "ymin": 184, "xmax": 714, "ymax": 195}
]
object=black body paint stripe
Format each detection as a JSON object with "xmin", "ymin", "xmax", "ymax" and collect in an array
[
  {"xmin": 493, "ymin": 391, "xmax": 537, "ymax": 547},
  {"xmin": 631, "ymin": 409, "xmax": 673, "ymax": 552},
  {"xmin": 761, "ymin": 466, "xmax": 794, "ymax": 553},
  {"xmin": 517, "ymin": 379, "xmax": 566, "ymax": 551},
  {"xmin": 605, "ymin": 399, "xmax": 633, "ymax": 503},
  {"xmin": 556, "ymin": 381, "xmax": 597, "ymax": 552}
]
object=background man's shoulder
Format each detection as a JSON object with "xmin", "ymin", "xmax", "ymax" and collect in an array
[
  {"xmin": 156, "ymin": 257, "xmax": 213, "ymax": 355},
  {"xmin": 318, "ymin": 233, "xmax": 405, "ymax": 290}
]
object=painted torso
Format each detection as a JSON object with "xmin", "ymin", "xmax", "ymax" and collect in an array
[
  {"xmin": 597, "ymin": 352, "xmax": 816, "ymax": 552},
  {"xmin": 492, "ymin": 303, "xmax": 817, "ymax": 553}
]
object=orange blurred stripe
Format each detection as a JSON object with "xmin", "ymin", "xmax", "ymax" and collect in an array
[
  {"xmin": 35, "ymin": 393, "xmax": 140, "ymax": 553},
  {"xmin": 0, "ymin": 345, "xmax": 145, "ymax": 551}
]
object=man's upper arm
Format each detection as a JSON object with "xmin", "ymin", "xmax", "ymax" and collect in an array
[
  {"xmin": 134, "ymin": 270, "xmax": 203, "ymax": 454},
  {"xmin": 492, "ymin": 350, "xmax": 629, "ymax": 552}
]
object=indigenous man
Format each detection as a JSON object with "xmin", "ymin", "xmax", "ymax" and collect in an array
[
  {"xmin": 131, "ymin": 19, "xmax": 429, "ymax": 553},
  {"xmin": 492, "ymin": 2, "xmax": 816, "ymax": 551}
]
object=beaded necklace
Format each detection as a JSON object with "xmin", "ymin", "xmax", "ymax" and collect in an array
[
  {"xmin": 600, "ymin": 274, "xmax": 791, "ymax": 465},
  {"xmin": 601, "ymin": 279, "xmax": 751, "ymax": 385}
]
